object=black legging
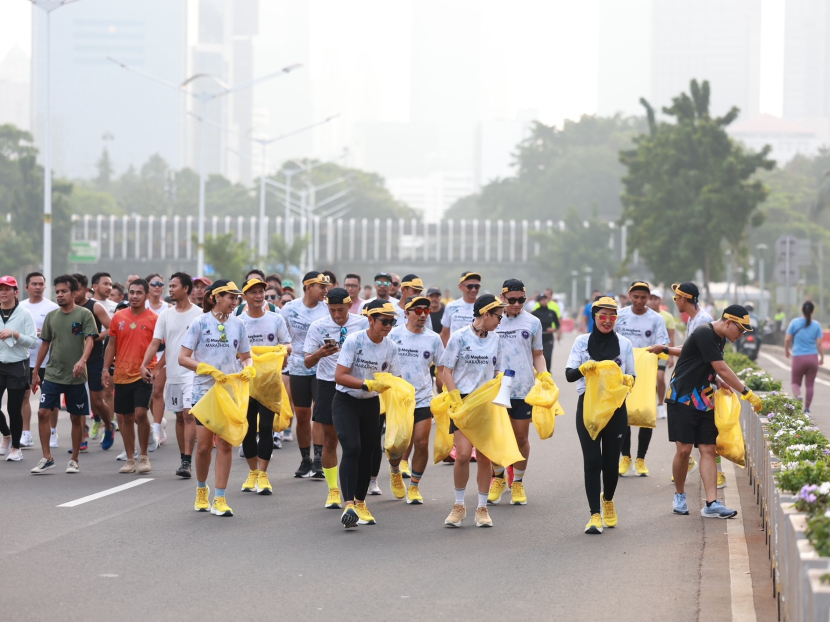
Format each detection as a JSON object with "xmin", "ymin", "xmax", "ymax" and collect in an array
[
  {"xmin": 621, "ymin": 426, "xmax": 653, "ymax": 459},
  {"xmin": 541, "ymin": 338, "xmax": 553, "ymax": 372},
  {"xmin": 371, "ymin": 414, "xmax": 386, "ymax": 477},
  {"xmin": 575, "ymin": 394, "xmax": 628, "ymax": 515},
  {"xmin": 332, "ymin": 392, "xmax": 380, "ymax": 502},
  {"xmin": 0, "ymin": 368, "xmax": 26, "ymax": 450},
  {"xmin": 242, "ymin": 397, "xmax": 274, "ymax": 462}
]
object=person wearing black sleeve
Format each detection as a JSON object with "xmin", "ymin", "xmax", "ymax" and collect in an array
[{"xmin": 531, "ymin": 292, "xmax": 560, "ymax": 371}]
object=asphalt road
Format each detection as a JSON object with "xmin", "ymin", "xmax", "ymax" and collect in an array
[{"xmin": 0, "ymin": 335, "xmax": 776, "ymax": 621}]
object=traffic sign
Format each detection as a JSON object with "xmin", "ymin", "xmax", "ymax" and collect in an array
[
  {"xmin": 69, "ymin": 241, "xmax": 99, "ymax": 263},
  {"xmin": 774, "ymin": 262, "xmax": 799, "ymax": 284},
  {"xmin": 775, "ymin": 235, "xmax": 811, "ymax": 266}
]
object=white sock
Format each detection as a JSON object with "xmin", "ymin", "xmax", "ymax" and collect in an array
[
  {"xmin": 51, "ymin": 428, "xmax": 57, "ymax": 434},
  {"xmin": 153, "ymin": 423, "xmax": 161, "ymax": 436},
  {"xmin": 454, "ymin": 487, "xmax": 465, "ymax": 505},
  {"xmin": 477, "ymin": 491, "xmax": 488, "ymax": 508}
]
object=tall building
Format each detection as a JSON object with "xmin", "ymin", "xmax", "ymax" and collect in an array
[
  {"xmin": 30, "ymin": 0, "xmax": 188, "ymax": 179},
  {"xmin": 387, "ymin": 172, "xmax": 475, "ymax": 223},
  {"xmin": 0, "ymin": 44, "xmax": 30, "ymax": 131},
  {"xmin": 474, "ymin": 110, "xmax": 536, "ymax": 190}
]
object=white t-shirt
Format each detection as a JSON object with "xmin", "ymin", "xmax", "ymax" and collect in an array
[
  {"xmin": 153, "ymin": 304, "xmax": 203, "ymax": 383},
  {"xmin": 335, "ymin": 329, "xmax": 400, "ymax": 399},
  {"xmin": 687, "ymin": 309, "xmax": 714, "ymax": 336},
  {"xmin": 438, "ymin": 325, "xmax": 502, "ymax": 395},
  {"xmin": 303, "ymin": 313, "xmax": 369, "ymax": 382},
  {"xmin": 614, "ymin": 306, "xmax": 670, "ymax": 348},
  {"xmin": 240, "ymin": 309, "xmax": 291, "ymax": 348},
  {"xmin": 182, "ymin": 313, "xmax": 251, "ymax": 402},
  {"xmin": 20, "ymin": 297, "xmax": 59, "ymax": 368},
  {"xmin": 389, "ymin": 325, "xmax": 444, "ymax": 408},
  {"xmin": 495, "ymin": 311, "xmax": 544, "ymax": 399},
  {"xmin": 146, "ymin": 299, "xmax": 171, "ymax": 314},
  {"xmin": 565, "ymin": 333, "xmax": 636, "ymax": 395},
  {"xmin": 280, "ymin": 298, "xmax": 329, "ymax": 376},
  {"xmin": 95, "ymin": 297, "xmax": 118, "ymax": 316},
  {"xmin": 441, "ymin": 298, "xmax": 476, "ymax": 334}
]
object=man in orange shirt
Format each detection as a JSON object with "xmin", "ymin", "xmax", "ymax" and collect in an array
[{"xmin": 103, "ymin": 279, "xmax": 158, "ymax": 475}]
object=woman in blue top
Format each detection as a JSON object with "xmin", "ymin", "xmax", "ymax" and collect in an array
[{"xmin": 785, "ymin": 301, "xmax": 824, "ymax": 413}]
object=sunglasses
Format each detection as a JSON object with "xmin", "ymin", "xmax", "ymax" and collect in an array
[
  {"xmin": 488, "ymin": 312, "xmax": 504, "ymax": 322},
  {"xmin": 374, "ymin": 317, "xmax": 396, "ymax": 327},
  {"xmin": 340, "ymin": 326, "xmax": 348, "ymax": 345},
  {"xmin": 597, "ymin": 314, "xmax": 618, "ymax": 322},
  {"xmin": 392, "ymin": 281, "xmax": 400, "ymax": 287},
  {"xmin": 376, "ymin": 280, "xmax": 391, "ymax": 287},
  {"xmin": 265, "ymin": 294, "xmax": 278, "ymax": 301},
  {"xmin": 409, "ymin": 307, "xmax": 431, "ymax": 316},
  {"xmin": 506, "ymin": 296, "xmax": 526, "ymax": 305},
  {"xmin": 732, "ymin": 321, "xmax": 747, "ymax": 335},
  {"xmin": 149, "ymin": 281, "xmax": 164, "ymax": 287},
  {"xmin": 465, "ymin": 284, "xmax": 481, "ymax": 291}
]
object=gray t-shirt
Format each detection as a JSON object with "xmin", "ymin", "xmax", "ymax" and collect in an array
[
  {"xmin": 240, "ymin": 309, "xmax": 291, "ymax": 348},
  {"xmin": 182, "ymin": 313, "xmax": 251, "ymax": 403},
  {"xmin": 153, "ymin": 304, "xmax": 203, "ymax": 384},
  {"xmin": 303, "ymin": 313, "xmax": 369, "ymax": 382},
  {"xmin": 687, "ymin": 309, "xmax": 714, "ymax": 336},
  {"xmin": 495, "ymin": 311, "xmax": 544, "ymax": 399},
  {"xmin": 280, "ymin": 298, "xmax": 329, "ymax": 376},
  {"xmin": 438, "ymin": 325, "xmax": 502, "ymax": 395},
  {"xmin": 389, "ymin": 325, "xmax": 445, "ymax": 408},
  {"xmin": 335, "ymin": 329, "xmax": 400, "ymax": 399}
]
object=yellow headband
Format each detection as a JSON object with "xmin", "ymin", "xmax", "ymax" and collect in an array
[
  {"xmin": 591, "ymin": 296, "xmax": 618, "ymax": 311},
  {"xmin": 325, "ymin": 294, "xmax": 352, "ymax": 305},
  {"xmin": 671, "ymin": 284, "xmax": 694, "ymax": 300},
  {"xmin": 459, "ymin": 272, "xmax": 481, "ymax": 283},
  {"xmin": 404, "ymin": 296, "xmax": 430, "ymax": 310},
  {"xmin": 366, "ymin": 302, "xmax": 398, "ymax": 316},
  {"xmin": 211, "ymin": 282, "xmax": 242, "ymax": 297},
  {"xmin": 723, "ymin": 312, "xmax": 753, "ymax": 331},
  {"xmin": 629, "ymin": 281, "xmax": 650, "ymax": 293},
  {"xmin": 478, "ymin": 299, "xmax": 506, "ymax": 315},
  {"xmin": 401, "ymin": 277, "xmax": 425, "ymax": 290},
  {"xmin": 303, "ymin": 274, "xmax": 331, "ymax": 286}
]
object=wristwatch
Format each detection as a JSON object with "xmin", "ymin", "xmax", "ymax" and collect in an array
[
  {"xmin": 362, "ymin": 382, "xmax": 369, "ymax": 392},
  {"xmin": 663, "ymin": 346, "xmax": 669, "ymax": 356},
  {"xmin": 741, "ymin": 386, "xmax": 750, "ymax": 396}
]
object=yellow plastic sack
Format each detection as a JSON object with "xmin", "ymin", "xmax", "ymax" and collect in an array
[
  {"xmin": 430, "ymin": 389, "xmax": 455, "ymax": 464},
  {"xmin": 273, "ymin": 382, "xmax": 294, "ymax": 432},
  {"xmin": 583, "ymin": 360, "xmax": 630, "ymax": 440},
  {"xmin": 449, "ymin": 374, "xmax": 524, "ymax": 467},
  {"xmin": 250, "ymin": 345, "xmax": 287, "ymax": 414},
  {"xmin": 376, "ymin": 372, "xmax": 416, "ymax": 459},
  {"xmin": 191, "ymin": 371, "xmax": 251, "ymax": 446},
  {"xmin": 626, "ymin": 348, "xmax": 658, "ymax": 429},
  {"xmin": 714, "ymin": 388, "xmax": 746, "ymax": 468},
  {"xmin": 526, "ymin": 377, "xmax": 563, "ymax": 440}
]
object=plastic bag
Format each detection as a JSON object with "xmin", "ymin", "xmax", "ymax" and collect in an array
[
  {"xmin": 449, "ymin": 374, "xmax": 524, "ymax": 467},
  {"xmin": 583, "ymin": 360, "xmax": 630, "ymax": 440},
  {"xmin": 375, "ymin": 372, "xmax": 416, "ymax": 459},
  {"xmin": 250, "ymin": 345, "xmax": 288, "ymax": 414},
  {"xmin": 714, "ymin": 388, "xmax": 746, "ymax": 468},
  {"xmin": 273, "ymin": 382, "xmax": 294, "ymax": 432},
  {"xmin": 526, "ymin": 377, "xmax": 563, "ymax": 440},
  {"xmin": 430, "ymin": 389, "xmax": 455, "ymax": 464},
  {"xmin": 191, "ymin": 371, "xmax": 251, "ymax": 446},
  {"xmin": 626, "ymin": 348, "xmax": 658, "ymax": 429}
]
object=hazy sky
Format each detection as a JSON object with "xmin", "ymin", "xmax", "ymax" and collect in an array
[{"xmin": 1, "ymin": 0, "xmax": 786, "ymax": 129}]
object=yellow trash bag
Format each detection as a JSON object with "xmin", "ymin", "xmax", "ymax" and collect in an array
[
  {"xmin": 191, "ymin": 370, "xmax": 251, "ymax": 446},
  {"xmin": 273, "ymin": 382, "xmax": 294, "ymax": 432},
  {"xmin": 430, "ymin": 389, "xmax": 455, "ymax": 464},
  {"xmin": 375, "ymin": 372, "xmax": 416, "ymax": 460},
  {"xmin": 249, "ymin": 345, "xmax": 287, "ymax": 414},
  {"xmin": 626, "ymin": 348, "xmax": 659, "ymax": 429},
  {"xmin": 714, "ymin": 388, "xmax": 746, "ymax": 468},
  {"xmin": 526, "ymin": 377, "xmax": 563, "ymax": 440},
  {"xmin": 449, "ymin": 374, "xmax": 524, "ymax": 467},
  {"xmin": 583, "ymin": 360, "xmax": 630, "ymax": 440}
]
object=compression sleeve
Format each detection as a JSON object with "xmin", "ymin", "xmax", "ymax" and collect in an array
[{"xmin": 565, "ymin": 367, "xmax": 583, "ymax": 383}]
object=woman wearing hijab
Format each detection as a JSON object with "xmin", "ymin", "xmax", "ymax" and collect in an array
[{"xmin": 565, "ymin": 296, "xmax": 636, "ymax": 534}]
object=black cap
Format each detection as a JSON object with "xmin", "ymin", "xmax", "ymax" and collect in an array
[
  {"xmin": 325, "ymin": 287, "xmax": 351, "ymax": 305},
  {"xmin": 671, "ymin": 282, "xmax": 700, "ymax": 303},
  {"xmin": 459, "ymin": 271, "xmax": 481, "ymax": 283},
  {"xmin": 426, "ymin": 287, "xmax": 441, "ymax": 296},
  {"xmin": 364, "ymin": 299, "xmax": 398, "ymax": 316},
  {"xmin": 206, "ymin": 279, "xmax": 242, "ymax": 297},
  {"xmin": 400, "ymin": 274, "xmax": 425, "ymax": 290},
  {"xmin": 302, "ymin": 271, "xmax": 331, "ymax": 287},
  {"xmin": 502, "ymin": 278, "xmax": 525, "ymax": 293},
  {"xmin": 474, "ymin": 293, "xmax": 506, "ymax": 317},
  {"xmin": 404, "ymin": 295, "xmax": 430, "ymax": 310},
  {"xmin": 374, "ymin": 272, "xmax": 393, "ymax": 282},
  {"xmin": 722, "ymin": 304, "xmax": 753, "ymax": 331}
]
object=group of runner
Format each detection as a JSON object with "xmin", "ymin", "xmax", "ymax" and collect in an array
[{"xmin": 0, "ymin": 267, "xmax": 764, "ymax": 531}]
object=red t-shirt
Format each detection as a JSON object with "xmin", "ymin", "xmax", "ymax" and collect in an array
[{"xmin": 111, "ymin": 308, "xmax": 157, "ymax": 384}]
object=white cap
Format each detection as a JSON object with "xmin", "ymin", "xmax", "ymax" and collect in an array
[{"xmin": 651, "ymin": 288, "xmax": 663, "ymax": 299}]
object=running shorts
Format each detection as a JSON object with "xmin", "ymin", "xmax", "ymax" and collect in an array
[
  {"xmin": 114, "ymin": 380, "xmax": 153, "ymax": 415},
  {"xmin": 508, "ymin": 398, "xmax": 532, "ymax": 421},
  {"xmin": 165, "ymin": 382, "xmax": 193, "ymax": 412},
  {"xmin": 290, "ymin": 374, "xmax": 317, "ymax": 408},
  {"xmin": 40, "ymin": 380, "xmax": 89, "ymax": 416},
  {"xmin": 413, "ymin": 406, "xmax": 432, "ymax": 424},
  {"xmin": 667, "ymin": 401, "xmax": 718, "ymax": 447},
  {"xmin": 86, "ymin": 358, "xmax": 104, "ymax": 392},
  {"xmin": 312, "ymin": 379, "xmax": 336, "ymax": 425}
]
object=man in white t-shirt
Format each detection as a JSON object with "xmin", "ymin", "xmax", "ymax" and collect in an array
[
  {"xmin": 141, "ymin": 272, "xmax": 203, "ymax": 478},
  {"xmin": 440, "ymin": 271, "xmax": 480, "ymax": 346},
  {"xmin": 91, "ymin": 272, "xmax": 118, "ymax": 316},
  {"xmin": 19, "ymin": 272, "xmax": 59, "ymax": 448}
]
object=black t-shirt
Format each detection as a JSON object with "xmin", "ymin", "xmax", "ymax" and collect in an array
[
  {"xmin": 83, "ymin": 299, "xmax": 105, "ymax": 362},
  {"xmin": 532, "ymin": 306, "xmax": 560, "ymax": 340},
  {"xmin": 430, "ymin": 304, "xmax": 445, "ymax": 333},
  {"xmin": 666, "ymin": 323, "xmax": 725, "ymax": 412}
]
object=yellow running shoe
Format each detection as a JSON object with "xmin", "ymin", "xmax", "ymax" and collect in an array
[
  {"xmin": 406, "ymin": 484, "xmax": 423, "ymax": 505},
  {"xmin": 390, "ymin": 468, "xmax": 406, "ymax": 499},
  {"xmin": 635, "ymin": 458, "xmax": 649, "ymax": 477},
  {"xmin": 400, "ymin": 459, "xmax": 412, "ymax": 478},
  {"xmin": 211, "ymin": 496, "xmax": 233, "ymax": 517},
  {"xmin": 194, "ymin": 485, "xmax": 210, "ymax": 512},
  {"xmin": 717, "ymin": 471, "xmax": 727, "ymax": 489},
  {"xmin": 241, "ymin": 469, "xmax": 258, "ymax": 492},
  {"xmin": 619, "ymin": 455, "xmax": 632, "ymax": 477},
  {"xmin": 488, "ymin": 477, "xmax": 508, "ymax": 505},
  {"xmin": 601, "ymin": 493, "xmax": 617, "ymax": 528},
  {"xmin": 673, "ymin": 456, "xmax": 698, "ymax": 482},
  {"xmin": 355, "ymin": 501, "xmax": 376, "ymax": 525},
  {"xmin": 326, "ymin": 487, "xmax": 343, "ymax": 509},
  {"xmin": 255, "ymin": 470, "xmax": 272, "ymax": 495},
  {"xmin": 585, "ymin": 513, "xmax": 603, "ymax": 534},
  {"xmin": 341, "ymin": 505, "xmax": 359, "ymax": 529},
  {"xmin": 510, "ymin": 481, "xmax": 527, "ymax": 505}
]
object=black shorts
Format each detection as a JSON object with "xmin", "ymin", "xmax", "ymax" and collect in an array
[
  {"xmin": 86, "ymin": 358, "xmax": 104, "ymax": 392},
  {"xmin": 312, "ymin": 379, "xmax": 337, "ymax": 425},
  {"xmin": 658, "ymin": 359, "xmax": 668, "ymax": 372},
  {"xmin": 509, "ymin": 398, "xmax": 532, "ymax": 420},
  {"xmin": 414, "ymin": 406, "xmax": 432, "ymax": 424},
  {"xmin": 114, "ymin": 380, "xmax": 153, "ymax": 415},
  {"xmin": 449, "ymin": 393, "xmax": 468, "ymax": 434},
  {"xmin": 290, "ymin": 374, "xmax": 317, "ymax": 408},
  {"xmin": 0, "ymin": 360, "xmax": 28, "ymax": 391},
  {"xmin": 40, "ymin": 380, "xmax": 89, "ymax": 416},
  {"xmin": 667, "ymin": 401, "xmax": 718, "ymax": 446},
  {"xmin": 28, "ymin": 367, "xmax": 45, "ymax": 387}
]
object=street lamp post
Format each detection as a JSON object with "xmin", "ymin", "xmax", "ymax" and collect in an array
[
  {"xmin": 571, "ymin": 270, "xmax": 578, "ymax": 315},
  {"xmin": 107, "ymin": 57, "xmax": 302, "ymax": 276},
  {"xmin": 756, "ymin": 243, "xmax": 768, "ymax": 319},
  {"xmin": 584, "ymin": 267, "xmax": 593, "ymax": 302},
  {"xmin": 29, "ymin": 0, "xmax": 81, "ymax": 291}
]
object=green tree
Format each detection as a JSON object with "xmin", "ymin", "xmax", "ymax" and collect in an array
[
  {"xmin": 267, "ymin": 234, "xmax": 309, "ymax": 280},
  {"xmin": 619, "ymin": 80, "xmax": 774, "ymax": 299},
  {"xmin": 201, "ymin": 233, "xmax": 254, "ymax": 281}
]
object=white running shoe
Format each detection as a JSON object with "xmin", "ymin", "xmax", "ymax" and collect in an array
[
  {"xmin": 66, "ymin": 460, "xmax": 80, "ymax": 474},
  {"xmin": 0, "ymin": 436, "xmax": 10, "ymax": 455},
  {"xmin": 238, "ymin": 445, "xmax": 245, "ymax": 458},
  {"xmin": 368, "ymin": 477, "xmax": 382, "ymax": 496},
  {"xmin": 116, "ymin": 450, "xmax": 138, "ymax": 461},
  {"xmin": 282, "ymin": 429, "xmax": 293, "ymax": 442},
  {"xmin": 148, "ymin": 432, "xmax": 159, "ymax": 452},
  {"xmin": 6, "ymin": 447, "xmax": 23, "ymax": 461},
  {"xmin": 160, "ymin": 418, "xmax": 168, "ymax": 445},
  {"xmin": 657, "ymin": 404, "xmax": 667, "ymax": 420},
  {"xmin": 49, "ymin": 430, "xmax": 58, "ymax": 448},
  {"xmin": 19, "ymin": 431, "xmax": 34, "ymax": 448}
]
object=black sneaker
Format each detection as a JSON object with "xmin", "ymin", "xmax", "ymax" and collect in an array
[
  {"xmin": 311, "ymin": 456, "xmax": 325, "ymax": 479},
  {"xmin": 294, "ymin": 458, "xmax": 313, "ymax": 478},
  {"xmin": 176, "ymin": 460, "xmax": 192, "ymax": 478},
  {"xmin": 273, "ymin": 435, "xmax": 282, "ymax": 450}
]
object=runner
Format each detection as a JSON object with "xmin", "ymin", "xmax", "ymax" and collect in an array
[
  {"xmin": 280, "ymin": 271, "xmax": 330, "ymax": 478},
  {"xmin": 332, "ymin": 299, "xmax": 400, "ymax": 528},
  {"xmin": 785, "ymin": 301, "xmax": 824, "ymax": 414},
  {"xmin": 179, "ymin": 280, "xmax": 253, "ymax": 517},
  {"xmin": 389, "ymin": 295, "xmax": 444, "ymax": 504},
  {"xmin": 649, "ymin": 305, "xmax": 763, "ymax": 518},
  {"xmin": 488, "ymin": 279, "xmax": 547, "ymax": 506},
  {"xmin": 190, "ymin": 276, "xmax": 212, "ymax": 308},
  {"xmin": 141, "ymin": 272, "xmax": 203, "ymax": 478},
  {"xmin": 440, "ymin": 271, "xmax": 480, "ymax": 345},
  {"xmin": 439, "ymin": 294, "xmax": 506, "ymax": 528},
  {"xmin": 393, "ymin": 274, "xmax": 425, "ymax": 325},
  {"xmin": 427, "ymin": 287, "xmax": 445, "ymax": 333},
  {"xmin": 303, "ymin": 287, "xmax": 368, "ymax": 509},
  {"xmin": 580, "ymin": 289, "xmax": 602, "ymax": 333},
  {"xmin": 238, "ymin": 277, "xmax": 292, "ymax": 495},
  {"xmin": 615, "ymin": 281, "xmax": 669, "ymax": 478},
  {"xmin": 145, "ymin": 273, "xmax": 171, "ymax": 448},
  {"xmin": 19, "ymin": 272, "xmax": 59, "ymax": 449},
  {"xmin": 103, "ymin": 279, "xmax": 157, "ymax": 474},
  {"xmin": 30, "ymin": 275, "xmax": 98, "ymax": 475},
  {"xmin": 531, "ymin": 291, "xmax": 561, "ymax": 372},
  {"xmin": 343, "ymin": 273, "xmax": 365, "ymax": 314},
  {"xmin": 235, "ymin": 269, "xmax": 279, "ymax": 315},
  {"xmin": 647, "ymin": 288, "xmax": 676, "ymax": 420},
  {"xmin": 91, "ymin": 272, "xmax": 117, "ymax": 316},
  {"xmin": 389, "ymin": 273, "xmax": 401, "ymax": 300},
  {"xmin": 565, "ymin": 296, "xmax": 636, "ymax": 534},
  {"xmin": 109, "ymin": 283, "xmax": 124, "ymax": 305},
  {"xmin": 0, "ymin": 276, "xmax": 38, "ymax": 462}
]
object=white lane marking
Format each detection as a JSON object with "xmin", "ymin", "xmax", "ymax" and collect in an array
[
  {"xmin": 721, "ymin": 459, "xmax": 756, "ymax": 622},
  {"xmin": 759, "ymin": 352, "xmax": 830, "ymax": 387},
  {"xmin": 57, "ymin": 479, "xmax": 153, "ymax": 507}
]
